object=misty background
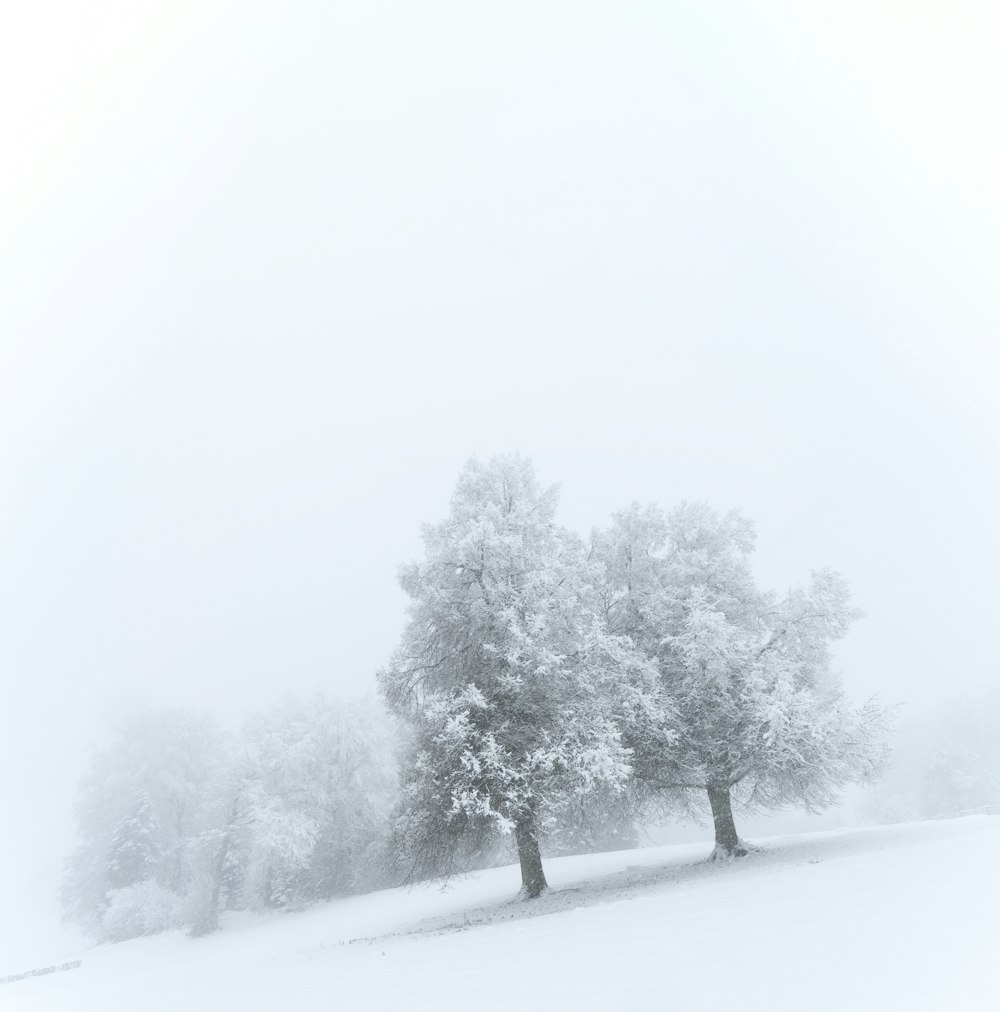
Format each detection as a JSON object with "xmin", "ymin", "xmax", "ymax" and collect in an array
[{"xmin": 2, "ymin": 0, "xmax": 998, "ymax": 968}]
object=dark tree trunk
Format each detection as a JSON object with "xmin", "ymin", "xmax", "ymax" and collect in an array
[
  {"xmin": 707, "ymin": 783, "xmax": 748, "ymax": 859},
  {"xmin": 514, "ymin": 814, "xmax": 548, "ymax": 898}
]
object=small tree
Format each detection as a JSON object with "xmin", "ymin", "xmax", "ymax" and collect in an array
[
  {"xmin": 379, "ymin": 456, "xmax": 654, "ymax": 897},
  {"xmin": 593, "ymin": 501, "xmax": 890, "ymax": 858}
]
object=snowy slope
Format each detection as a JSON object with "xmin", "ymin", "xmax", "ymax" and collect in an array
[{"xmin": 4, "ymin": 816, "xmax": 998, "ymax": 1012}]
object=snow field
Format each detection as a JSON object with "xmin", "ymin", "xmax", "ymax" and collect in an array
[{"xmin": 5, "ymin": 815, "xmax": 998, "ymax": 1012}]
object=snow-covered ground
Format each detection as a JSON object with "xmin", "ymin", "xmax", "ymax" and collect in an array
[{"xmin": 5, "ymin": 815, "xmax": 998, "ymax": 1012}]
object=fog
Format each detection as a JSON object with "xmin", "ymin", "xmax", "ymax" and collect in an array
[{"xmin": 2, "ymin": 0, "xmax": 999, "ymax": 969}]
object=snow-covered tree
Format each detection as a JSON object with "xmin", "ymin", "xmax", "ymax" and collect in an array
[
  {"xmin": 62, "ymin": 710, "xmax": 232, "ymax": 939},
  {"xmin": 234, "ymin": 695, "xmax": 401, "ymax": 909},
  {"xmin": 107, "ymin": 796, "xmax": 160, "ymax": 890},
  {"xmin": 592, "ymin": 501, "xmax": 890, "ymax": 858},
  {"xmin": 379, "ymin": 455, "xmax": 656, "ymax": 897}
]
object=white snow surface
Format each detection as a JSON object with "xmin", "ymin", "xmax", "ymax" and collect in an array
[{"xmin": 5, "ymin": 816, "xmax": 998, "ymax": 1012}]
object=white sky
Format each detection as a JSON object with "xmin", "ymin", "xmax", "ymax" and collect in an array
[{"xmin": 2, "ymin": 0, "xmax": 999, "ymax": 962}]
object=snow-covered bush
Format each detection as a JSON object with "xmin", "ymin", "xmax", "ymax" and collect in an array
[{"xmin": 100, "ymin": 880, "xmax": 182, "ymax": 942}]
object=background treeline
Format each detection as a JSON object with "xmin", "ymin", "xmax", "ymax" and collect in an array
[
  {"xmin": 62, "ymin": 699, "xmax": 401, "ymax": 941},
  {"xmin": 64, "ymin": 454, "xmax": 902, "ymax": 941},
  {"xmin": 859, "ymin": 693, "xmax": 1000, "ymax": 824}
]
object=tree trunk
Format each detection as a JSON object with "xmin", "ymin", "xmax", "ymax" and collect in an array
[
  {"xmin": 707, "ymin": 783, "xmax": 748, "ymax": 859},
  {"xmin": 514, "ymin": 814, "xmax": 548, "ymax": 898},
  {"xmin": 190, "ymin": 832, "xmax": 228, "ymax": 937},
  {"xmin": 191, "ymin": 794, "xmax": 241, "ymax": 937}
]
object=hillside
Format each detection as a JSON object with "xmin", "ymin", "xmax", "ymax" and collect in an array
[{"xmin": 5, "ymin": 816, "xmax": 998, "ymax": 1012}]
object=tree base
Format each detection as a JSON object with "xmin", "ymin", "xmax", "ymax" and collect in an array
[
  {"xmin": 188, "ymin": 919, "xmax": 219, "ymax": 938},
  {"xmin": 708, "ymin": 839, "xmax": 755, "ymax": 862},
  {"xmin": 516, "ymin": 883, "xmax": 548, "ymax": 901}
]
